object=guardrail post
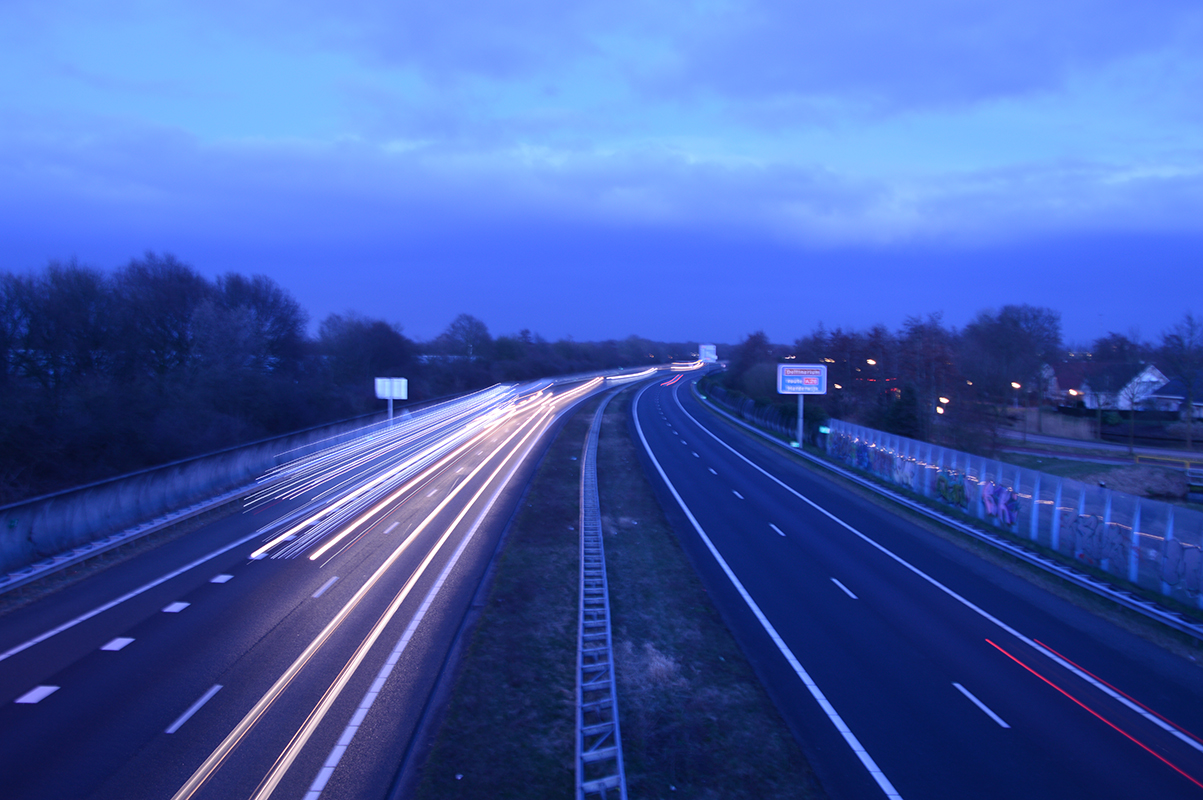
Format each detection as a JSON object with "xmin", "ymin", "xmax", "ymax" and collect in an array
[
  {"xmin": 1101, "ymin": 490, "xmax": 1114, "ymax": 572},
  {"xmin": 1160, "ymin": 507, "xmax": 1175, "ymax": 597},
  {"xmin": 1029, "ymin": 473, "xmax": 1041, "ymax": 541},
  {"xmin": 1129, "ymin": 500, "xmax": 1141, "ymax": 583},
  {"xmin": 1050, "ymin": 479, "xmax": 1063, "ymax": 552}
]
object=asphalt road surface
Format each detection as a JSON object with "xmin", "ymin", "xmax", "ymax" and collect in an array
[
  {"xmin": 0, "ymin": 379, "xmax": 603, "ymax": 800},
  {"xmin": 632, "ymin": 372, "xmax": 1203, "ymax": 800}
]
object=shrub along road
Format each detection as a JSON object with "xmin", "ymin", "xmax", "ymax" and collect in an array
[{"xmin": 411, "ymin": 387, "xmax": 822, "ymax": 800}]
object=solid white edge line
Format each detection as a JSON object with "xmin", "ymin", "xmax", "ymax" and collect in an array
[
  {"xmin": 673, "ymin": 383, "xmax": 1203, "ymax": 755},
  {"xmin": 634, "ymin": 382, "xmax": 904, "ymax": 799},
  {"xmin": 312, "ymin": 576, "xmax": 339, "ymax": 599},
  {"xmin": 166, "ymin": 685, "xmax": 222, "ymax": 734},
  {"xmin": 0, "ymin": 390, "xmax": 529, "ymax": 664},
  {"xmin": 953, "ymin": 683, "xmax": 1011, "ymax": 729},
  {"xmin": 303, "ymin": 394, "xmax": 588, "ymax": 798},
  {"xmin": 831, "ymin": 578, "xmax": 858, "ymax": 600}
]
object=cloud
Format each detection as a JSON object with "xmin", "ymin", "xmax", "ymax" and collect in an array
[
  {"xmin": 642, "ymin": 1, "xmax": 1203, "ymax": 114},
  {"xmin": 4, "ymin": 107, "xmax": 1203, "ymax": 280}
]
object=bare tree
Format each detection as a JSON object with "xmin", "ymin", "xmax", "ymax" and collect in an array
[
  {"xmin": 898, "ymin": 313, "xmax": 958, "ymax": 441},
  {"xmin": 960, "ymin": 304, "xmax": 1061, "ymax": 413},
  {"xmin": 441, "ymin": 313, "xmax": 493, "ymax": 360},
  {"xmin": 111, "ymin": 253, "xmax": 212, "ymax": 380},
  {"xmin": 1160, "ymin": 312, "xmax": 1203, "ymax": 451},
  {"xmin": 214, "ymin": 273, "xmax": 308, "ymax": 373}
]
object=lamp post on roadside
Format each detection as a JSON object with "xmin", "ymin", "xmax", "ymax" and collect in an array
[{"xmin": 1011, "ymin": 382, "xmax": 1026, "ymax": 443}]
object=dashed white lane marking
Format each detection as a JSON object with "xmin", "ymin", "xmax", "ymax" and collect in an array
[
  {"xmin": 831, "ymin": 578, "xmax": 858, "ymax": 599},
  {"xmin": 633, "ymin": 384, "xmax": 903, "ymax": 799},
  {"xmin": 455, "ymin": 467, "xmax": 464, "ymax": 474},
  {"xmin": 426, "ymin": 489, "xmax": 438, "ymax": 497},
  {"xmin": 770, "ymin": 524, "xmax": 785, "ymax": 537},
  {"xmin": 166, "ymin": 685, "xmax": 222, "ymax": 734},
  {"xmin": 101, "ymin": 637, "xmax": 135, "ymax": 651},
  {"xmin": 15, "ymin": 685, "xmax": 59, "ymax": 704},
  {"xmin": 210, "ymin": 574, "xmax": 233, "ymax": 584},
  {"xmin": 953, "ymin": 683, "xmax": 1010, "ymax": 729},
  {"xmin": 709, "ymin": 468, "xmax": 717, "ymax": 475},
  {"xmin": 162, "ymin": 602, "xmax": 190, "ymax": 613},
  {"xmin": 384, "ymin": 521, "xmax": 399, "ymax": 534},
  {"xmin": 692, "ymin": 452, "xmax": 699, "ymax": 458},
  {"xmin": 313, "ymin": 576, "xmax": 339, "ymax": 599},
  {"xmin": 733, "ymin": 490, "xmax": 744, "ymax": 500},
  {"xmin": 672, "ymin": 388, "xmax": 1203, "ymax": 759}
]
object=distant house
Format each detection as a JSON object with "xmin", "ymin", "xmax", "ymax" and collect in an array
[
  {"xmin": 1146, "ymin": 372, "xmax": 1203, "ymax": 420},
  {"xmin": 1046, "ymin": 362, "xmax": 1168, "ymax": 410}
]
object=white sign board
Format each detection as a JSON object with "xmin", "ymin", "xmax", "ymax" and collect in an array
[
  {"xmin": 375, "ymin": 377, "xmax": 408, "ymax": 400},
  {"xmin": 699, "ymin": 344, "xmax": 717, "ymax": 363},
  {"xmin": 777, "ymin": 364, "xmax": 827, "ymax": 395}
]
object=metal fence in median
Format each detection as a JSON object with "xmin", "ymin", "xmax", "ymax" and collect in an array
[{"xmin": 826, "ymin": 420, "xmax": 1203, "ymax": 609}]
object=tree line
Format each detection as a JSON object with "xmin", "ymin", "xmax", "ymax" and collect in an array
[
  {"xmin": 717, "ymin": 306, "xmax": 1203, "ymax": 453},
  {"xmin": 0, "ymin": 254, "xmax": 696, "ymax": 503}
]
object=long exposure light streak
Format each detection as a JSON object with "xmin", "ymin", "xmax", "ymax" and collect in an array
[
  {"xmin": 250, "ymin": 404, "xmax": 563, "ymax": 799},
  {"xmin": 172, "ymin": 382, "xmax": 581, "ymax": 800},
  {"xmin": 248, "ymin": 393, "xmax": 523, "ymax": 560}
]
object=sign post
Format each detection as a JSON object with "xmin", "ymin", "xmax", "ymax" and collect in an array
[
  {"xmin": 374, "ymin": 377, "xmax": 408, "ymax": 426},
  {"xmin": 777, "ymin": 365, "xmax": 827, "ymax": 447}
]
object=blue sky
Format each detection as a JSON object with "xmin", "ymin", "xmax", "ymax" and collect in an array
[{"xmin": 3, "ymin": 0, "xmax": 1201, "ymax": 346}]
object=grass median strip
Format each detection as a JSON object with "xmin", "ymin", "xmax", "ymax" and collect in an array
[
  {"xmin": 599, "ymin": 392, "xmax": 823, "ymax": 800},
  {"xmin": 414, "ymin": 389, "xmax": 823, "ymax": 799}
]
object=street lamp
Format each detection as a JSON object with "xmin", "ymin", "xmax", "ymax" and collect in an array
[{"xmin": 1010, "ymin": 381, "xmax": 1021, "ymax": 408}]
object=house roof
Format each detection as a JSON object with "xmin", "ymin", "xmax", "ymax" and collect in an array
[
  {"xmin": 1149, "ymin": 371, "xmax": 1203, "ymax": 403},
  {"xmin": 1050, "ymin": 361, "xmax": 1156, "ymax": 392}
]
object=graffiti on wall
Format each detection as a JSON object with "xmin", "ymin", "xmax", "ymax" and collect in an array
[
  {"xmin": 870, "ymin": 448, "xmax": 894, "ymax": 479},
  {"xmin": 980, "ymin": 481, "xmax": 1018, "ymax": 527},
  {"xmin": 936, "ymin": 470, "xmax": 968, "ymax": 509},
  {"xmin": 830, "ymin": 434, "xmax": 919, "ymax": 492},
  {"xmin": 1162, "ymin": 540, "xmax": 1202, "ymax": 597},
  {"xmin": 1071, "ymin": 513, "xmax": 1128, "ymax": 568},
  {"xmin": 892, "ymin": 456, "xmax": 918, "ymax": 491}
]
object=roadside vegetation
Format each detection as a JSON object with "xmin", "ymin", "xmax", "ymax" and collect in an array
[
  {"xmin": 709, "ymin": 306, "xmax": 1202, "ymax": 460},
  {"xmin": 414, "ymin": 388, "xmax": 823, "ymax": 799},
  {"xmin": 0, "ymin": 256, "xmax": 697, "ymax": 504}
]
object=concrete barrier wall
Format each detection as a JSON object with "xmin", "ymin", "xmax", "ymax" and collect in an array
[
  {"xmin": 0, "ymin": 413, "xmax": 389, "ymax": 577},
  {"xmin": 826, "ymin": 420, "xmax": 1203, "ymax": 609},
  {"xmin": 0, "ymin": 373, "xmax": 644, "ymax": 579}
]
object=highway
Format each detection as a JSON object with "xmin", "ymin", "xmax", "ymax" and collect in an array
[
  {"xmin": 632, "ymin": 372, "xmax": 1203, "ymax": 800},
  {"xmin": 0, "ymin": 378, "xmax": 603, "ymax": 800}
]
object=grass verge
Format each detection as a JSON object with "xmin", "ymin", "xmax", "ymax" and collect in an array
[
  {"xmin": 413, "ymin": 388, "xmax": 824, "ymax": 799},
  {"xmin": 411, "ymin": 399, "xmax": 594, "ymax": 800},
  {"xmin": 598, "ymin": 392, "xmax": 823, "ymax": 800}
]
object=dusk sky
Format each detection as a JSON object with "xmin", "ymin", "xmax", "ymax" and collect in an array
[{"xmin": 3, "ymin": 1, "xmax": 1201, "ymax": 347}]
